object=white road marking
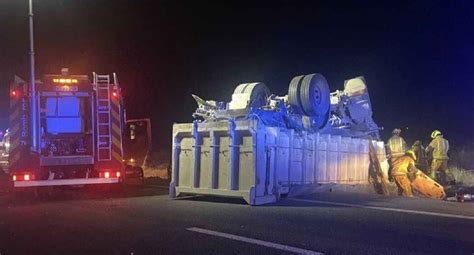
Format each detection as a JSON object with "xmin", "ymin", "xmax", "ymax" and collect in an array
[
  {"xmin": 290, "ymin": 198, "xmax": 474, "ymax": 220},
  {"xmin": 187, "ymin": 227, "xmax": 323, "ymax": 255}
]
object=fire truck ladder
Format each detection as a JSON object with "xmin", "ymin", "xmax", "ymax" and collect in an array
[{"xmin": 93, "ymin": 73, "xmax": 112, "ymax": 161}]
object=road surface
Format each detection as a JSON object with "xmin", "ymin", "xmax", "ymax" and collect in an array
[{"xmin": 0, "ymin": 184, "xmax": 473, "ymax": 254}]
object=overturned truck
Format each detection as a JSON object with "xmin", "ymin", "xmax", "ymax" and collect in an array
[{"xmin": 170, "ymin": 73, "xmax": 388, "ymax": 205}]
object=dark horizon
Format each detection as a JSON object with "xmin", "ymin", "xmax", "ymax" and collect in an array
[{"xmin": 1, "ymin": 0, "xmax": 473, "ymax": 150}]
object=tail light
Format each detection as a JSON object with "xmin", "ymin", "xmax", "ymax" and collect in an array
[
  {"xmin": 12, "ymin": 173, "xmax": 34, "ymax": 181},
  {"xmin": 100, "ymin": 170, "xmax": 120, "ymax": 178},
  {"xmin": 10, "ymin": 90, "xmax": 18, "ymax": 97}
]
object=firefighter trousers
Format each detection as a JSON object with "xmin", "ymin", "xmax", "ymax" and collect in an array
[
  {"xmin": 393, "ymin": 174, "xmax": 413, "ymax": 197},
  {"xmin": 430, "ymin": 159, "xmax": 454, "ymax": 183}
]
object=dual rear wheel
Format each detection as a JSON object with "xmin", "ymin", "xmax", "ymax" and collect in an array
[{"xmin": 288, "ymin": 73, "xmax": 330, "ymax": 129}]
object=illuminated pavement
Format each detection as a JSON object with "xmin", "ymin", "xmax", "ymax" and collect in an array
[{"xmin": 0, "ymin": 185, "xmax": 473, "ymax": 254}]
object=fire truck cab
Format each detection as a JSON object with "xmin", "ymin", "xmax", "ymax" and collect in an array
[{"xmin": 9, "ymin": 68, "xmax": 143, "ymax": 188}]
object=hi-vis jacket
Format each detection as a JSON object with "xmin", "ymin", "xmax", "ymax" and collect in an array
[
  {"xmin": 386, "ymin": 135, "xmax": 407, "ymax": 158},
  {"xmin": 390, "ymin": 155, "xmax": 419, "ymax": 176},
  {"xmin": 426, "ymin": 136, "xmax": 449, "ymax": 160}
]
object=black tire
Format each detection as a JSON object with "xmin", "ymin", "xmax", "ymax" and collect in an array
[
  {"xmin": 299, "ymin": 73, "xmax": 330, "ymax": 116},
  {"xmin": 312, "ymin": 109, "xmax": 330, "ymax": 129},
  {"xmin": 233, "ymin": 83, "xmax": 250, "ymax": 94},
  {"xmin": 233, "ymin": 82, "xmax": 270, "ymax": 109},
  {"xmin": 132, "ymin": 166, "xmax": 145, "ymax": 185},
  {"xmin": 288, "ymin": 75, "xmax": 305, "ymax": 114},
  {"xmin": 245, "ymin": 83, "xmax": 270, "ymax": 109}
]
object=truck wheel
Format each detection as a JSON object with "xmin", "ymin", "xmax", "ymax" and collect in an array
[
  {"xmin": 288, "ymin": 75, "xmax": 305, "ymax": 114},
  {"xmin": 299, "ymin": 73, "xmax": 330, "ymax": 116},
  {"xmin": 132, "ymin": 166, "xmax": 145, "ymax": 185}
]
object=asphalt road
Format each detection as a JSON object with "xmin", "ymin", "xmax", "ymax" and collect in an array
[{"xmin": 0, "ymin": 184, "xmax": 473, "ymax": 255}]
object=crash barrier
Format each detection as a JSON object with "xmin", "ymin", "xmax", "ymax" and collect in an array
[{"xmin": 169, "ymin": 119, "xmax": 387, "ymax": 205}]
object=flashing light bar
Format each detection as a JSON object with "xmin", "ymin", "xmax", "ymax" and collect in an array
[{"xmin": 53, "ymin": 78, "xmax": 78, "ymax": 84}]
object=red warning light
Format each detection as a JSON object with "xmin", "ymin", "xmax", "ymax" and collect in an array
[
  {"xmin": 112, "ymin": 91, "xmax": 118, "ymax": 97},
  {"xmin": 10, "ymin": 90, "xmax": 18, "ymax": 97}
]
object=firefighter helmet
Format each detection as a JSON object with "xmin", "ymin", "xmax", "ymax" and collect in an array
[
  {"xmin": 406, "ymin": 150, "xmax": 417, "ymax": 161},
  {"xmin": 392, "ymin": 128, "xmax": 402, "ymax": 135},
  {"xmin": 431, "ymin": 130, "xmax": 442, "ymax": 139}
]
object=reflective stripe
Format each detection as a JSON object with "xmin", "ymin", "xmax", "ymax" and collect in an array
[
  {"xmin": 110, "ymin": 96, "xmax": 122, "ymax": 163},
  {"xmin": 388, "ymin": 136, "xmax": 405, "ymax": 157},
  {"xmin": 431, "ymin": 137, "xmax": 449, "ymax": 159}
]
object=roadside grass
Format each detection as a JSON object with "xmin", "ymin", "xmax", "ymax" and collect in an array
[
  {"xmin": 143, "ymin": 149, "xmax": 170, "ymax": 180},
  {"xmin": 449, "ymin": 167, "xmax": 474, "ymax": 187},
  {"xmin": 449, "ymin": 146, "xmax": 474, "ymax": 187}
]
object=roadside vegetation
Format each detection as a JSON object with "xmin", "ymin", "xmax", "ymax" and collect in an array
[
  {"xmin": 449, "ymin": 145, "xmax": 474, "ymax": 187},
  {"xmin": 143, "ymin": 149, "xmax": 171, "ymax": 180}
]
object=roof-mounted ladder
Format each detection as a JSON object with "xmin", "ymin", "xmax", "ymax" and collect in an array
[{"xmin": 93, "ymin": 72, "xmax": 112, "ymax": 161}]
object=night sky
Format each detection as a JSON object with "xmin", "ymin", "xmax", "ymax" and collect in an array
[{"xmin": 0, "ymin": 0, "xmax": 473, "ymax": 150}]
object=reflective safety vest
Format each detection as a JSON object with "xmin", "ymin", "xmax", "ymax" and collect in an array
[
  {"xmin": 427, "ymin": 136, "xmax": 449, "ymax": 160},
  {"xmin": 386, "ymin": 135, "xmax": 406, "ymax": 158}
]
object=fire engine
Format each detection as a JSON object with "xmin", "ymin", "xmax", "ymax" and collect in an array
[{"xmin": 8, "ymin": 68, "xmax": 147, "ymax": 188}]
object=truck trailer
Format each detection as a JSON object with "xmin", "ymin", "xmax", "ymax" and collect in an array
[
  {"xmin": 8, "ymin": 68, "xmax": 145, "ymax": 188},
  {"xmin": 170, "ymin": 73, "xmax": 389, "ymax": 205}
]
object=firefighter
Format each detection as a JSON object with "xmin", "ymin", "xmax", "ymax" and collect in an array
[
  {"xmin": 411, "ymin": 140, "xmax": 429, "ymax": 174},
  {"xmin": 386, "ymin": 128, "xmax": 407, "ymax": 180},
  {"xmin": 426, "ymin": 130, "xmax": 454, "ymax": 185},
  {"xmin": 390, "ymin": 150, "xmax": 422, "ymax": 197},
  {"xmin": 386, "ymin": 128, "xmax": 407, "ymax": 160}
]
